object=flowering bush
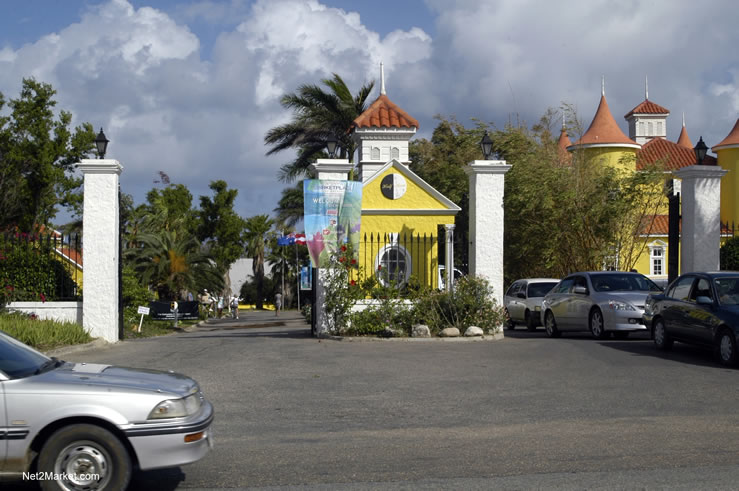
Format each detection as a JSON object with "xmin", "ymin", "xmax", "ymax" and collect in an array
[{"xmin": 321, "ymin": 244, "xmax": 365, "ymax": 333}]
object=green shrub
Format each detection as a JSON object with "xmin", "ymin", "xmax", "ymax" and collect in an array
[
  {"xmin": 721, "ymin": 237, "xmax": 739, "ymax": 271},
  {"xmin": 347, "ymin": 299, "xmax": 415, "ymax": 336},
  {"xmin": 0, "ymin": 312, "xmax": 92, "ymax": 351}
]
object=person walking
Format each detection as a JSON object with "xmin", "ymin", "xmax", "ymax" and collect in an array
[
  {"xmin": 275, "ymin": 291, "xmax": 282, "ymax": 316},
  {"xmin": 217, "ymin": 295, "xmax": 224, "ymax": 318},
  {"xmin": 231, "ymin": 295, "xmax": 240, "ymax": 319}
]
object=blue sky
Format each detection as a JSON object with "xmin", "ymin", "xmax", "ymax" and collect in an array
[{"xmin": 1, "ymin": 0, "xmax": 738, "ymax": 225}]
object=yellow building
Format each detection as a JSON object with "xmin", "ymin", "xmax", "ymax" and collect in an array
[
  {"xmin": 565, "ymin": 80, "xmax": 738, "ymax": 279},
  {"xmin": 349, "ymin": 76, "xmax": 460, "ymax": 289}
]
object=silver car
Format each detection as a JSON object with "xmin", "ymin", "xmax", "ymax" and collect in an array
[
  {"xmin": 0, "ymin": 330, "xmax": 213, "ymax": 490},
  {"xmin": 504, "ymin": 278, "xmax": 559, "ymax": 330},
  {"xmin": 541, "ymin": 271, "xmax": 662, "ymax": 339}
]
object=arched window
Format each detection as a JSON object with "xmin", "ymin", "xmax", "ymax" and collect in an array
[
  {"xmin": 371, "ymin": 147, "xmax": 380, "ymax": 160},
  {"xmin": 647, "ymin": 121, "xmax": 653, "ymax": 135},
  {"xmin": 656, "ymin": 121, "xmax": 663, "ymax": 136},
  {"xmin": 391, "ymin": 147, "xmax": 400, "ymax": 160},
  {"xmin": 375, "ymin": 243, "xmax": 411, "ymax": 287},
  {"xmin": 638, "ymin": 121, "xmax": 645, "ymax": 136}
]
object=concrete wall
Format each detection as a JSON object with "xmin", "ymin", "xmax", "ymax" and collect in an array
[{"xmin": 7, "ymin": 301, "xmax": 82, "ymax": 324}]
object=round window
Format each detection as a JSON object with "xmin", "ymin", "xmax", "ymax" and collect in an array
[{"xmin": 375, "ymin": 244, "xmax": 411, "ymax": 287}]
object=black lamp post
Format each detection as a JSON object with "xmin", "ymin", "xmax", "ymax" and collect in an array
[
  {"xmin": 480, "ymin": 131, "xmax": 494, "ymax": 160},
  {"xmin": 694, "ymin": 136, "xmax": 708, "ymax": 165},
  {"xmin": 326, "ymin": 135, "xmax": 339, "ymax": 158},
  {"xmin": 94, "ymin": 128, "xmax": 109, "ymax": 159}
]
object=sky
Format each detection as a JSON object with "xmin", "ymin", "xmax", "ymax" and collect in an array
[{"xmin": 1, "ymin": 0, "xmax": 738, "ymax": 226}]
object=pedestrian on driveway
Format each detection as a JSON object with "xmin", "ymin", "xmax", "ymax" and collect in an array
[
  {"xmin": 217, "ymin": 296, "xmax": 224, "ymax": 318},
  {"xmin": 231, "ymin": 295, "xmax": 240, "ymax": 319},
  {"xmin": 275, "ymin": 291, "xmax": 282, "ymax": 316}
]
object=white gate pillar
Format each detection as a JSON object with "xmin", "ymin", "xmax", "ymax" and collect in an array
[
  {"xmin": 464, "ymin": 159, "xmax": 511, "ymax": 307},
  {"xmin": 674, "ymin": 164, "xmax": 727, "ymax": 273},
  {"xmin": 77, "ymin": 159, "xmax": 123, "ymax": 343},
  {"xmin": 309, "ymin": 159, "xmax": 352, "ymax": 336}
]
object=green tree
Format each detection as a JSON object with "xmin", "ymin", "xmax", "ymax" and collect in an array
[
  {"xmin": 244, "ymin": 215, "xmax": 275, "ymax": 310},
  {"xmin": 0, "ymin": 78, "xmax": 96, "ymax": 230},
  {"xmin": 196, "ymin": 180, "xmax": 248, "ymax": 291},
  {"xmin": 124, "ymin": 229, "xmax": 223, "ymax": 301},
  {"xmin": 721, "ymin": 236, "xmax": 739, "ymax": 270},
  {"xmin": 265, "ymin": 73, "xmax": 375, "ymax": 182}
]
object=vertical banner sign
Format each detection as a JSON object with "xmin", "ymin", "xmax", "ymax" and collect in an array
[
  {"xmin": 300, "ymin": 266, "xmax": 312, "ymax": 290},
  {"xmin": 303, "ymin": 180, "xmax": 362, "ymax": 268}
]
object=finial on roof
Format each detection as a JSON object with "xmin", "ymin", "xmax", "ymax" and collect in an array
[
  {"xmin": 645, "ymin": 75, "xmax": 649, "ymax": 100},
  {"xmin": 562, "ymin": 112, "xmax": 566, "ymax": 129},
  {"xmin": 601, "ymin": 75, "xmax": 605, "ymax": 97},
  {"xmin": 682, "ymin": 112, "xmax": 686, "ymax": 127},
  {"xmin": 380, "ymin": 62, "xmax": 386, "ymax": 95}
]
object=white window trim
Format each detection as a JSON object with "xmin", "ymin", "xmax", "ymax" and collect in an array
[
  {"xmin": 648, "ymin": 240, "xmax": 667, "ymax": 277},
  {"xmin": 374, "ymin": 240, "xmax": 412, "ymax": 287}
]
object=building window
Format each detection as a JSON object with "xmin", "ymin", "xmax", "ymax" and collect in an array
[
  {"xmin": 371, "ymin": 147, "xmax": 380, "ymax": 160},
  {"xmin": 656, "ymin": 121, "xmax": 663, "ymax": 136},
  {"xmin": 638, "ymin": 121, "xmax": 645, "ymax": 136},
  {"xmin": 651, "ymin": 246, "xmax": 664, "ymax": 276},
  {"xmin": 375, "ymin": 244, "xmax": 411, "ymax": 287},
  {"xmin": 647, "ymin": 121, "xmax": 653, "ymax": 135},
  {"xmin": 391, "ymin": 147, "xmax": 400, "ymax": 160}
]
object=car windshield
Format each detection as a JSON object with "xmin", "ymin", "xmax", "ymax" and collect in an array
[
  {"xmin": 527, "ymin": 282, "xmax": 558, "ymax": 298},
  {"xmin": 714, "ymin": 277, "xmax": 739, "ymax": 306},
  {"xmin": 0, "ymin": 330, "xmax": 53, "ymax": 379},
  {"xmin": 591, "ymin": 273, "xmax": 662, "ymax": 293}
]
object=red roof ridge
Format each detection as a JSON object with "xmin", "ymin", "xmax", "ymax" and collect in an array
[
  {"xmin": 712, "ymin": 118, "xmax": 739, "ymax": 151},
  {"xmin": 351, "ymin": 94, "xmax": 419, "ymax": 130},
  {"xmin": 572, "ymin": 95, "xmax": 639, "ymax": 147},
  {"xmin": 625, "ymin": 99, "xmax": 670, "ymax": 118}
]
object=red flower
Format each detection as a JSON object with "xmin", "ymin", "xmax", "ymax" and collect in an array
[
  {"xmin": 341, "ymin": 245, "xmax": 347, "ymax": 252},
  {"xmin": 6, "ymin": 285, "xmax": 13, "ymax": 291},
  {"xmin": 339, "ymin": 257, "xmax": 345, "ymax": 263},
  {"xmin": 350, "ymin": 280, "xmax": 356, "ymax": 286},
  {"xmin": 377, "ymin": 265, "xmax": 382, "ymax": 270},
  {"xmin": 350, "ymin": 258, "xmax": 357, "ymax": 265},
  {"xmin": 40, "ymin": 293, "xmax": 46, "ymax": 303}
]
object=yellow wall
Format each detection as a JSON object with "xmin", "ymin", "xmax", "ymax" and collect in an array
[
  {"xmin": 583, "ymin": 147, "xmax": 638, "ymax": 173},
  {"xmin": 718, "ymin": 148, "xmax": 739, "ymax": 225},
  {"xmin": 362, "ymin": 167, "xmax": 449, "ymax": 211}
]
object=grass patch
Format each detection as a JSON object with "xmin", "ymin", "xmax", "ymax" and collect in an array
[{"xmin": 0, "ymin": 313, "xmax": 92, "ymax": 351}]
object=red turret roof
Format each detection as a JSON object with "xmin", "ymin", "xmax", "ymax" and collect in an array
[
  {"xmin": 572, "ymin": 95, "xmax": 639, "ymax": 147},
  {"xmin": 352, "ymin": 94, "xmax": 419, "ymax": 130},
  {"xmin": 676, "ymin": 125, "xmax": 692, "ymax": 148},
  {"xmin": 638, "ymin": 137, "xmax": 716, "ymax": 170},
  {"xmin": 712, "ymin": 118, "xmax": 739, "ymax": 151},
  {"xmin": 624, "ymin": 99, "xmax": 670, "ymax": 117},
  {"xmin": 557, "ymin": 128, "xmax": 572, "ymax": 164}
]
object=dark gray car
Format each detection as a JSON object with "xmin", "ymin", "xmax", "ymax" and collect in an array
[{"xmin": 541, "ymin": 271, "xmax": 662, "ymax": 339}]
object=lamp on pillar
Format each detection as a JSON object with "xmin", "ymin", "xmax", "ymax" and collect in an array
[
  {"xmin": 94, "ymin": 128, "xmax": 109, "ymax": 159},
  {"xmin": 694, "ymin": 137, "xmax": 708, "ymax": 165},
  {"xmin": 480, "ymin": 131, "xmax": 494, "ymax": 160},
  {"xmin": 326, "ymin": 135, "xmax": 339, "ymax": 158}
]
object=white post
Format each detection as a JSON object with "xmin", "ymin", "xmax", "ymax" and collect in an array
[
  {"xmin": 77, "ymin": 159, "xmax": 123, "ymax": 343},
  {"xmin": 464, "ymin": 159, "xmax": 511, "ymax": 308},
  {"xmin": 444, "ymin": 224, "xmax": 455, "ymax": 292},
  {"xmin": 309, "ymin": 159, "xmax": 353, "ymax": 336},
  {"xmin": 674, "ymin": 164, "xmax": 728, "ymax": 273}
]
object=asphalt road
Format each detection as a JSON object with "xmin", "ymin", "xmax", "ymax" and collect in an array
[{"xmin": 19, "ymin": 311, "xmax": 739, "ymax": 489}]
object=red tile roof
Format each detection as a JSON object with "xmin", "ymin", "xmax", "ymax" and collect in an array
[
  {"xmin": 624, "ymin": 99, "xmax": 670, "ymax": 117},
  {"xmin": 557, "ymin": 128, "xmax": 572, "ymax": 164},
  {"xmin": 56, "ymin": 246, "xmax": 83, "ymax": 267},
  {"xmin": 712, "ymin": 118, "xmax": 739, "ymax": 151},
  {"xmin": 641, "ymin": 215, "xmax": 732, "ymax": 236},
  {"xmin": 572, "ymin": 95, "xmax": 639, "ymax": 147},
  {"xmin": 637, "ymin": 137, "xmax": 716, "ymax": 170},
  {"xmin": 676, "ymin": 125, "xmax": 692, "ymax": 148},
  {"xmin": 352, "ymin": 94, "xmax": 419, "ymax": 130}
]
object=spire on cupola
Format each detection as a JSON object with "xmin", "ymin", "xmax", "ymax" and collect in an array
[
  {"xmin": 351, "ymin": 62, "xmax": 419, "ymax": 181},
  {"xmin": 624, "ymin": 76, "xmax": 669, "ymax": 145},
  {"xmin": 677, "ymin": 112, "xmax": 693, "ymax": 148},
  {"xmin": 570, "ymin": 77, "xmax": 640, "ymax": 150}
]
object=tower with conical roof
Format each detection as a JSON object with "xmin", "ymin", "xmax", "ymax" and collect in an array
[
  {"xmin": 624, "ymin": 77, "xmax": 670, "ymax": 145},
  {"xmin": 676, "ymin": 113, "xmax": 692, "ymax": 148},
  {"xmin": 568, "ymin": 77, "xmax": 641, "ymax": 171},
  {"xmin": 713, "ymin": 118, "xmax": 739, "ymax": 224},
  {"xmin": 351, "ymin": 62, "xmax": 419, "ymax": 182},
  {"xmin": 557, "ymin": 114, "xmax": 572, "ymax": 164}
]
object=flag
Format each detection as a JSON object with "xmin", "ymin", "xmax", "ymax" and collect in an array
[{"xmin": 295, "ymin": 233, "xmax": 306, "ymax": 244}]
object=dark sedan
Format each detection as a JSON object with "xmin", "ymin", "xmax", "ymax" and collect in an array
[{"xmin": 643, "ymin": 271, "xmax": 739, "ymax": 366}]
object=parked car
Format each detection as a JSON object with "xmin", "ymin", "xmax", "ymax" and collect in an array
[
  {"xmin": 437, "ymin": 265, "xmax": 464, "ymax": 289},
  {"xmin": 541, "ymin": 271, "xmax": 662, "ymax": 339},
  {"xmin": 504, "ymin": 278, "xmax": 559, "ymax": 330},
  {"xmin": 643, "ymin": 271, "xmax": 739, "ymax": 366},
  {"xmin": 0, "ymin": 329, "xmax": 214, "ymax": 490}
]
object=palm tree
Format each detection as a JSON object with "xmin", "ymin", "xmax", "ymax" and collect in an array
[
  {"xmin": 273, "ymin": 183, "xmax": 304, "ymax": 228},
  {"xmin": 125, "ymin": 229, "xmax": 223, "ymax": 300},
  {"xmin": 265, "ymin": 73, "xmax": 375, "ymax": 182},
  {"xmin": 244, "ymin": 215, "xmax": 275, "ymax": 309}
]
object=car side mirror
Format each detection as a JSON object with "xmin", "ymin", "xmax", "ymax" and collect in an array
[
  {"xmin": 696, "ymin": 296, "xmax": 713, "ymax": 305},
  {"xmin": 573, "ymin": 286, "xmax": 588, "ymax": 295},
  {"xmin": 516, "ymin": 292, "xmax": 526, "ymax": 299}
]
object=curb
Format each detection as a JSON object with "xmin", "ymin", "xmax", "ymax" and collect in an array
[
  {"xmin": 320, "ymin": 332, "xmax": 505, "ymax": 342},
  {"xmin": 44, "ymin": 338, "xmax": 111, "ymax": 357}
]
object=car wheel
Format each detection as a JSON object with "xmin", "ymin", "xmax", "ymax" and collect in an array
[
  {"xmin": 525, "ymin": 310, "xmax": 536, "ymax": 331},
  {"xmin": 544, "ymin": 311, "xmax": 561, "ymax": 338},
  {"xmin": 653, "ymin": 318, "xmax": 673, "ymax": 351},
  {"xmin": 38, "ymin": 424, "xmax": 131, "ymax": 491},
  {"xmin": 505, "ymin": 309, "xmax": 515, "ymax": 330},
  {"xmin": 613, "ymin": 331, "xmax": 629, "ymax": 340},
  {"xmin": 589, "ymin": 308, "xmax": 608, "ymax": 340},
  {"xmin": 717, "ymin": 328, "xmax": 737, "ymax": 367}
]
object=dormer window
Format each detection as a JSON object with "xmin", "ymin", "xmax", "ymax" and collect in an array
[
  {"xmin": 371, "ymin": 147, "xmax": 380, "ymax": 160},
  {"xmin": 391, "ymin": 147, "xmax": 400, "ymax": 160}
]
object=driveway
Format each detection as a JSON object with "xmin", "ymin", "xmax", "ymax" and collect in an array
[{"xmin": 18, "ymin": 311, "xmax": 739, "ymax": 489}]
